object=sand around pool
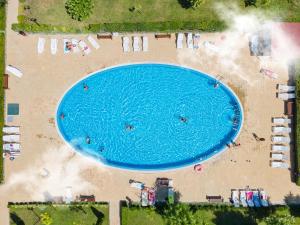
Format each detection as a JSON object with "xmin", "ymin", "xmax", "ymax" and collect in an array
[{"xmin": 2, "ymin": 1, "xmax": 300, "ymax": 224}]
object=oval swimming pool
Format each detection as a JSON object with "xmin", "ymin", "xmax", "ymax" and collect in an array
[{"xmin": 56, "ymin": 63, "xmax": 243, "ymax": 171}]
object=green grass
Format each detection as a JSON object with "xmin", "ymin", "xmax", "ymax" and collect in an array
[
  {"xmin": 121, "ymin": 204, "xmax": 300, "ymax": 225},
  {"xmin": 295, "ymin": 60, "xmax": 300, "ymax": 185},
  {"xmin": 0, "ymin": 33, "xmax": 4, "ymax": 183},
  {"xmin": 0, "ymin": 3, "xmax": 5, "ymax": 183},
  {"xmin": 21, "ymin": 0, "xmax": 300, "ymax": 27},
  {"xmin": 9, "ymin": 203, "xmax": 109, "ymax": 225}
]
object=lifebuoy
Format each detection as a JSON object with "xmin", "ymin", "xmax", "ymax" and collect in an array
[{"xmin": 194, "ymin": 164, "xmax": 203, "ymax": 172}]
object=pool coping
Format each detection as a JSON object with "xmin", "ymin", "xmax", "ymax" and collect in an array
[{"xmin": 55, "ymin": 62, "xmax": 244, "ymax": 173}]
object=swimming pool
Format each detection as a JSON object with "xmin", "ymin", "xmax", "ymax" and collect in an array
[{"xmin": 56, "ymin": 63, "xmax": 243, "ymax": 171}]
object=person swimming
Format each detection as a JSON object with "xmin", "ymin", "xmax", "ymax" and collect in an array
[
  {"xmin": 214, "ymin": 82, "xmax": 220, "ymax": 88},
  {"xmin": 84, "ymin": 84, "xmax": 89, "ymax": 91},
  {"xmin": 60, "ymin": 113, "xmax": 65, "ymax": 120},
  {"xmin": 86, "ymin": 136, "xmax": 91, "ymax": 144},
  {"xmin": 179, "ymin": 116, "xmax": 188, "ymax": 123},
  {"xmin": 125, "ymin": 124, "xmax": 134, "ymax": 131}
]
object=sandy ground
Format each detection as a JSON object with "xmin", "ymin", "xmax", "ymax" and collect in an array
[{"xmin": 1, "ymin": 1, "xmax": 300, "ymax": 225}]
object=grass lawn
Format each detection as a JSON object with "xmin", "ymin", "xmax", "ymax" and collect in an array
[
  {"xmin": 0, "ymin": 3, "xmax": 5, "ymax": 183},
  {"xmin": 121, "ymin": 205, "xmax": 300, "ymax": 225},
  {"xmin": 22, "ymin": 0, "xmax": 300, "ymax": 27},
  {"xmin": 9, "ymin": 203, "xmax": 109, "ymax": 225},
  {"xmin": 0, "ymin": 33, "xmax": 4, "ymax": 183}
]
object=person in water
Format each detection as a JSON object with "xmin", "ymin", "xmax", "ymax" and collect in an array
[
  {"xmin": 126, "ymin": 124, "xmax": 134, "ymax": 131},
  {"xmin": 84, "ymin": 84, "xmax": 89, "ymax": 91},
  {"xmin": 60, "ymin": 113, "xmax": 65, "ymax": 120},
  {"xmin": 179, "ymin": 116, "xmax": 188, "ymax": 123},
  {"xmin": 86, "ymin": 136, "xmax": 91, "ymax": 144},
  {"xmin": 214, "ymin": 82, "xmax": 220, "ymax": 88}
]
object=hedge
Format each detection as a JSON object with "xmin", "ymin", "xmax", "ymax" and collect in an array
[
  {"xmin": 295, "ymin": 61, "xmax": 300, "ymax": 185},
  {"xmin": 11, "ymin": 20, "xmax": 227, "ymax": 34}
]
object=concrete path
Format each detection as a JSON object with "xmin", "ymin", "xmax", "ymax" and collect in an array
[{"xmin": 109, "ymin": 201, "xmax": 120, "ymax": 225}]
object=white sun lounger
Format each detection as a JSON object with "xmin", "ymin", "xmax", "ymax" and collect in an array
[
  {"xmin": 3, "ymin": 143, "xmax": 20, "ymax": 151},
  {"xmin": 272, "ymin": 126, "xmax": 291, "ymax": 134},
  {"xmin": 231, "ymin": 190, "xmax": 240, "ymax": 207},
  {"xmin": 271, "ymin": 153, "xmax": 287, "ymax": 160},
  {"xmin": 87, "ymin": 35, "xmax": 100, "ymax": 49},
  {"xmin": 272, "ymin": 136, "xmax": 290, "ymax": 143},
  {"xmin": 187, "ymin": 33, "xmax": 193, "ymax": 49},
  {"xmin": 3, "ymin": 135, "xmax": 20, "ymax": 143},
  {"xmin": 133, "ymin": 36, "xmax": 140, "ymax": 52},
  {"xmin": 122, "ymin": 37, "xmax": 130, "ymax": 52},
  {"xmin": 278, "ymin": 93, "xmax": 295, "ymax": 100},
  {"xmin": 37, "ymin": 37, "xmax": 45, "ymax": 54},
  {"xmin": 203, "ymin": 41, "xmax": 219, "ymax": 52},
  {"xmin": 193, "ymin": 33, "xmax": 200, "ymax": 49},
  {"xmin": 63, "ymin": 39, "xmax": 71, "ymax": 54},
  {"xmin": 6, "ymin": 65, "xmax": 23, "ymax": 78},
  {"xmin": 177, "ymin": 33, "xmax": 184, "ymax": 49},
  {"xmin": 71, "ymin": 39, "xmax": 80, "ymax": 53},
  {"xmin": 239, "ymin": 190, "xmax": 248, "ymax": 207},
  {"xmin": 271, "ymin": 161, "xmax": 289, "ymax": 168},
  {"xmin": 272, "ymin": 145, "xmax": 289, "ymax": 152},
  {"xmin": 3, "ymin": 126, "xmax": 20, "ymax": 134},
  {"xmin": 50, "ymin": 38, "xmax": 57, "ymax": 55},
  {"xmin": 278, "ymin": 84, "xmax": 295, "ymax": 92},
  {"xmin": 272, "ymin": 117, "xmax": 291, "ymax": 124},
  {"xmin": 79, "ymin": 40, "xmax": 91, "ymax": 55},
  {"xmin": 142, "ymin": 36, "xmax": 148, "ymax": 52}
]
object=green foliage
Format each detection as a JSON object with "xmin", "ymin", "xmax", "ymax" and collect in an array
[
  {"xmin": 40, "ymin": 212, "xmax": 53, "ymax": 225},
  {"xmin": 11, "ymin": 19, "xmax": 226, "ymax": 33},
  {"xmin": 0, "ymin": 0, "xmax": 6, "ymax": 7},
  {"xmin": 261, "ymin": 0, "xmax": 271, "ymax": 6},
  {"xmin": 65, "ymin": 0, "xmax": 94, "ymax": 21},
  {"xmin": 295, "ymin": 61, "xmax": 300, "ymax": 186},
  {"xmin": 0, "ymin": 36, "xmax": 4, "ymax": 184},
  {"xmin": 265, "ymin": 214, "xmax": 295, "ymax": 225},
  {"xmin": 163, "ymin": 204, "xmax": 197, "ymax": 225},
  {"xmin": 187, "ymin": 0, "xmax": 205, "ymax": 9},
  {"xmin": 244, "ymin": 0, "xmax": 257, "ymax": 7},
  {"xmin": 17, "ymin": 15, "xmax": 28, "ymax": 23}
]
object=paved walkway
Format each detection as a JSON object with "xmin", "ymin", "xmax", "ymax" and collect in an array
[{"xmin": 109, "ymin": 201, "xmax": 120, "ymax": 225}]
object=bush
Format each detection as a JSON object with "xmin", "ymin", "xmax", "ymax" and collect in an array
[
  {"xmin": 187, "ymin": 0, "xmax": 205, "ymax": 9},
  {"xmin": 65, "ymin": 0, "xmax": 94, "ymax": 21},
  {"xmin": 0, "ymin": 34, "xmax": 4, "ymax": 183},
  {"xmin": 295, "ymin": 61, "xmax": 300, "ymax": 186},
  {"xmin": 17, "ymin": 15, "xmax": 28, "ymax": 23},
  {"xmin": 12, "ymin": 20, "xmax": 226, "ymax": 33}
]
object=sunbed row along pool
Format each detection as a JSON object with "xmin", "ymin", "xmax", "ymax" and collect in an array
[{"xmin": 56, "ymin": 63, "xmax": 243, "ymax": 171}]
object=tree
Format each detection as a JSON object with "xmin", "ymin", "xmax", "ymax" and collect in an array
[
  {"xmin": 65, "ymin": 0, "xmax": 94, "ymax": 21},
  {"xmin": 265, "ymin": 214, "xmax": 295, "ymax": 225},
  {"xmin": 187, "ymin": 0, "xmax": 205, "ymax": 9},
  {"xmin": 244, "ymin": 0, "xmax": 257, "ymax": 7},
  {"xmin": 163, "ymin": 203, "xmax": 197, "ymax": 225},
  {"xmin": 40, "ymin": 212, "xmax": 53, "ymax": 225},
  {"xmin": 0, "ymin": 0, "xmax": 6, "ymax": 7}
]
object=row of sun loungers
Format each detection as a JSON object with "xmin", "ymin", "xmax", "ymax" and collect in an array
[
  {"xmin": 38, "ymin": 35, "xmax": 99, "ymax": 55},
  {"xmin": 270, "ymin": 116, "xmax": 290, "ymax": 169},
  {"xmin": 2, "ymin": 126, "xmax": 21, "ymax": 159},
  {"xmin": 176, "ymin": 33, "xmax": 201, "ymax": 49},
  {"xmin": 122, "ymin": 36, "xmax": 148, "ymax": 52},
  {"xmin": 277, "ymin": 84, "xmax": 296, "ymax": 100},
  {"xmin": 231, "ymin": 189, "xmax": 268, "ymax": 207}
]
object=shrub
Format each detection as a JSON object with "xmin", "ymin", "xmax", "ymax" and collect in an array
[
  {"xmin": 244, "ymin": 0, "xmax": 257, "ymax": 7},
  {"xmin": 12, "ymin": 20, "xmax": 226, "ymax": 34},
  {"xmin": 17, "ymin": 15, "xmax": 28, "ymax": 23},
  {"xmin": 187, "ymin": 0, "xmax": 205, "ymax": 9},
  {"xmin": 295, "ymin": 61, "xmax": 300, "ymax": 186},
  {"xmin": 65, "ymin": 0, "xmax": 94, "ymax": 21},
  {"xmin": 265, "ymin": 214, "xmax": 295, "ymax": 225},
  {"xmin": 40, "ymin": 212, "xmax": 53, "ymax": 225}
]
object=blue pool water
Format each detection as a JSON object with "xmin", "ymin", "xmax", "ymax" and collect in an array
[{"xmin": 56, "ymin": 63, "xmax": 243, "ymax": 170}]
